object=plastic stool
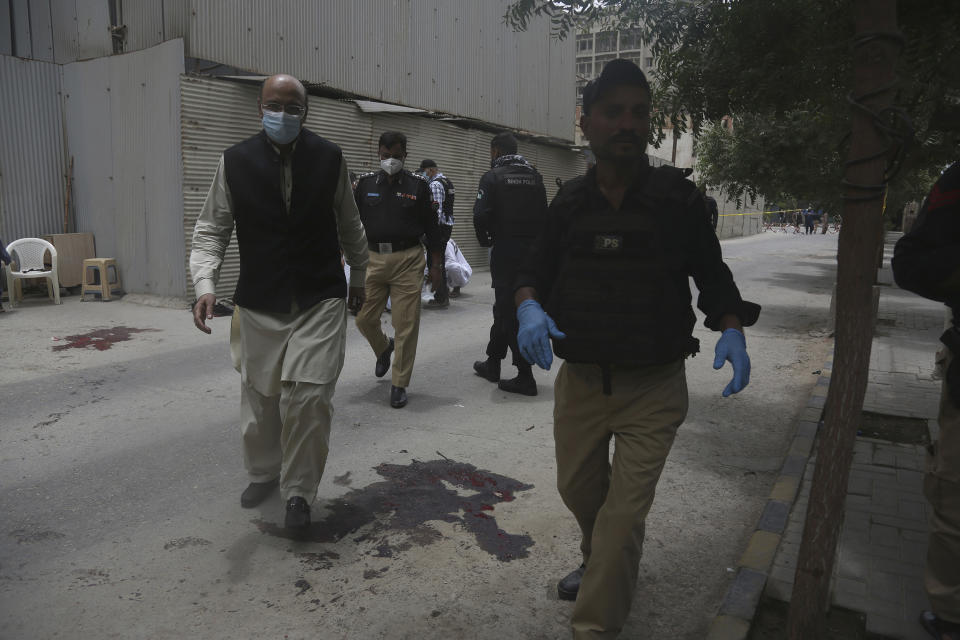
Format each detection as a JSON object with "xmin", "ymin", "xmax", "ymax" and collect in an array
[{"xmin": 81, "ymin": 258, "xmax": 122, "ymax": 301}]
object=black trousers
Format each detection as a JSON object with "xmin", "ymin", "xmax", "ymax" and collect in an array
[
  {"xmin": 426, "ymin": 224, "xmax": 453, "ymax": 301},
  {"xmin": 485, "ymin": 284, "xmax": 528, "ymax": 370}
]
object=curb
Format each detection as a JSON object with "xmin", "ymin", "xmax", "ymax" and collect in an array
[{"xmin": 706, "ymin": 361, "xmax": 832, "ymax": 640}]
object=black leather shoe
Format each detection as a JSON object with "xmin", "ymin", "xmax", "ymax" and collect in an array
[
  {"xmin": 285, "ymin": 496, "xmax": 311, "ymax": 531},
  {"xmin": 240, "ymin": 478, "xmax": 279, "ymax": 508},
  {"xmin": 558, "ymin": 564, "xmax": 585, "ymax": 601},
  {"xmin": 390, "ymin": 385, "xmax": 408, "ymax": 408},
  {"xmin": 375, "ymin": 338, "xmax": 394, "ymax": 378},
  {"xmin": 498, "ymin": 374, "xmax": 537, "ymax": 396},
  {"xmin": 473, "ymin": 359, "xmax": 501, "ymax": 382}
]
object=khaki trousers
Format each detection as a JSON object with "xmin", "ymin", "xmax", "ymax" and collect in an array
[
  {"xmin": 355, "ymin": 245, "xmax": 425, "ymax": 388},
  {"xmin": 554, "ymin": 360, "xmax": 688, "ymax": 640},
  {"xmin": 926, "ymin": 345, "xmax": 960, "ymax": 623},
  {"xmin": 232, "ymin": 298, "xmax": 347, "ymax": 503}
]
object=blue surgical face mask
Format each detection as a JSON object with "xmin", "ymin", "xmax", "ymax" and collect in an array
[{"xmin": 262, "ymin": 110, "xmax": 302, "ymax": 145}]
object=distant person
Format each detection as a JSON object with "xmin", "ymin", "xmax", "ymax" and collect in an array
[
  {"xmin": 418, "ymin": 159, "xmax": 456, "ymax": 305},
  {"xmin": 189, "ymin": 74, "xmax": 368, "ymax": 533},
  {"xmin": 473, "ymin": 131, "xmax": 548, "ymax": 396},
  {"xmin": 0, "ymin": 238, "xmax": 11, "ymax": 312},
  {"xmin": 354, "ymin": 132, "xmax": 444, "ymax": 409},
  {"xmin": 804, "ymin": 208, "xmax": 817, "ymax": 234},
  {"xmin": 892, "ymin": 162, "xmax": 960, "ymax": 640}
]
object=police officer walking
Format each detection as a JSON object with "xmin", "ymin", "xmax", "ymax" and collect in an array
[
  {"xmin": 355, "ymin": 132, "xmax": 445, "ymax": 409},
  {"xmin": 472, "ymin": 132, "xmax": 548, "ymax": 396},
  {"xmin": 513, "ymin": 59, "xmax": 760, "ymax": 638},
  {"xmin": 418, "ymin": 159, "xmax": 456, "ymax": 304}
]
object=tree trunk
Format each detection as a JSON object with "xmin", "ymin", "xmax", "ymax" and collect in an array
[{"xmin": 786, "ymin": 2, "xmax": 900, "ymax": 638}]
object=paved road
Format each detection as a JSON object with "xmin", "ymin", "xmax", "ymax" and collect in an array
[{"xmin": 1, "ymin": 231, "xmax": 839, "ymax": 639}]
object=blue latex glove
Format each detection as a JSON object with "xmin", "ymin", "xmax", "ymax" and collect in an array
[
  {"xmin": 713, "ymin": 328, "xmax": 750, "ymax": 397},
  {"xmin": 516, "ymin": 299, "xmax": 566, "ymax": 370}
]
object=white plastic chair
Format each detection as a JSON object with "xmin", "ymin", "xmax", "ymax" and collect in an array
[{"xmin": 5, "ymin": 238, "xmax": 61, "ymax": 306}]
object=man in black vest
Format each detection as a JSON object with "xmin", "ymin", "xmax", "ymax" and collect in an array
[
  {"xmin": 189, "ymin": 74, "xmax": 369, "ymax": 533},
  {"xmin": 472, "ymin": 132, "xmax": 548, "ymax": 396},
  {"xmin": 355, "ymin": 132, "xmax": 444, "ymax": 409},
  {"xmin": 419, "ymin": 159, "xmax": 456, "ymax": 304},
  {"xmin": 514, "ymin": 60, "xmax": 760, "ymax": 637}
]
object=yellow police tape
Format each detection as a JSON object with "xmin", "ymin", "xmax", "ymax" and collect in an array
[{"xmin": 719, "ymin": 208, "xmax": 805, "ymax": 217}]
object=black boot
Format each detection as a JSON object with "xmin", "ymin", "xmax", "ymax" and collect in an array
[
  {"xmin": 557, "ymin": 564, "xmax": 585, "ymax": 601},
  {"xmin": 473, "ymin": 358, "xmax": 501, "ymax": 382},
  {"xmin": 240, "ymin": 478, "xmax": 279, "ymax": 508},
  {"xmin": 375, "ymin": 338, "xmax": 394, "ymax": 378},
  {"xmin": 284, "ymin": 496, "xmax": 311, "ymax": 532},
  {"xmin": 498, "ymin": 365, "xmax": 537, "ymax": 396},
  {"xmin": 390, "ymin": 385, "xmax": 408, "ymax": 408}
]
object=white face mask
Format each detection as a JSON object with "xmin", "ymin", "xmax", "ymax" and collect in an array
[{"xmin": 380, "ymin": 158, "xmax": 404, "ymax": 175}]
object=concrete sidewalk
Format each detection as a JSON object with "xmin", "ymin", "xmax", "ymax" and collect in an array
[{"xmin": 764, "ymin": 232, "xmax": 948, "ymax": 639}]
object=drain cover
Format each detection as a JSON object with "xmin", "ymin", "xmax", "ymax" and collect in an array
[{"xmin": 859, "ymin": 411, "xmax": 930, "ymax": 445}]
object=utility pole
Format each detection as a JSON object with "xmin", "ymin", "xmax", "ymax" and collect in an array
[{"xmin": 786, "ymin": 1, "xmax": 901, "ymax": 637}]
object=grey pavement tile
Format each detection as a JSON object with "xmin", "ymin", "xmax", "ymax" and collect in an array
[
  {"xmin": 870, "ymin": 523, "xmax": 901, "ymax": 548},
  {"xmin": 902, "ymin": 529, "xmax": 929, "ymax": 543},
  {"xmin": 896, "ymin": 469, "xmax": 924, "ymax": 486},
  {"xmin": 719, "ymin": 568, "xmax": 767, "ymax": 619},
  {"xmin": 765, "ymin": 577, "xmax": 793, "ymax": 601},
  {"xmin": 758, "ymin": 500, "xmax": 790, "ymax": 534},
  {"xmin": 832, "ymin": 589, "xmax": 869, "ymax": 614},
  {"xmin": 865, "ymin": 614, "xmax": 910, "ymax": 639},
  {"xmin": 843, "ymin": 510, "xmax": 871, "ymax": 533},
  {"xmin": 896, "ymin": 499, "xmax": 925, "ymax": 521},
  {"xmin": 847, "ymin": 475, "xmax": 873, "ymax": 496},
  {"xmin": 852, "ymin": 462, "xmax": 896, "ymax": 476},
  {"xmin": 867, "ymin": 571, "xmax": 904, "ymax": 602},
  {"xmin": 870, "ymin": 512, "xmax": 927, "ymax": 533},
  {"xmin": 835, "ymin": 576, "xmax": 867, "ymax": 597},
  {"xmin": 895, "ymin": 454, "xmax": 923, "ymax": 471},
  {"xmin": 901, "ymin": 540, "xmax": 928, "ymax": 565}
]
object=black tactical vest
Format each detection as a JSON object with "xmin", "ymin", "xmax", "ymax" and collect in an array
[
  {"xmin": 546, "ymin": 166, "xmax": 701, "ymax": 367},
  {"xmin": 488, "ymin": 162, "xmax": 548, "ymax": 286},
  {"xmin": 223, "ymin": 129, "xmax": 345, "ymax": 313},
  {"xmin": 432, "ymin": 175, "xmax": 455, "ymax": 225}
]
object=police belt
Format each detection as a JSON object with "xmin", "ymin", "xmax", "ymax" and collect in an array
[{"xmin": 368, "ymin": 238, "xmax": 422, "ymax": 253}]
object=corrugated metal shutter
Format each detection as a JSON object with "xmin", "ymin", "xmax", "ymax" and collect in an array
[
  {"xmin": 181, "ymin": 76, "xmax": 259, "ymax": 300},
  {"xmin": 0, "ymin": 55, "xmax": 66, "ymax": 242}
]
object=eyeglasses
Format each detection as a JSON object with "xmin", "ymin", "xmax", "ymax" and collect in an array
[{"xmin": 262, "ymin": 102, "xmax": 306, "ymax": 117}]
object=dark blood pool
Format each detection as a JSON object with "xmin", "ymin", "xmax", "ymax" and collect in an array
[
  {"xmin": 254, "ymin": 459, "xmax": 535, "ymax": 562},
  {"xmin": 52, "ymin": 326, "xmax": 158, "ymax": 351}
]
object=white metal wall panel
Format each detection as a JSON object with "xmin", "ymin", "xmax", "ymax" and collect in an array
[
  {"xmin": 10, "ymin": 0, "xmax": 32, "ymax": 57},
  {"xmin": 28, "ymin": 0, "xmax": 56, "ymax": 61},
  {"xmin": 62, "ymin": 39, "xmax": 186, "ymax": 295},
  {"xmin": 121, "ymin": 0, "xmax": 164, "ymax": 51},
  {"xmin": 0, "ymin": 55, "xmax": 66, "ymax": 243},
  {"xmin": 75, "ymin": 0, "xmax": 112, "ymax": 59},
  {"xmin": 51, "ymin": 0, "xmax": 80, "ymax": 62},
  {"xmin": 188, "ymin": 0, "xmax": 575, "ymax": 140},
  {"xmin": 0, "ymin": 3, "xmax": 11, "ymax": 54}
]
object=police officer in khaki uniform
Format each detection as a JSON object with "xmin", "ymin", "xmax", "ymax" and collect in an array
[
  {"xmin": 893, "ymin": 162, "xmax": 960, "ymax": 640},
  {"xmin": 514, "ymin": 59, "xmax": 760, "ymax": 638},
  {"xmin": 355, "ymin": 131, "xmax": 444, "ymax": 409}
]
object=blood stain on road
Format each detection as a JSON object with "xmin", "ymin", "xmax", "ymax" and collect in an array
[
  {"xmin": 255, "ymin": 459, "xmax": 535, "ymax": 562},
  {"xmin": 52, "ymin": 326, "xmax": 159, "ymax": 351}
]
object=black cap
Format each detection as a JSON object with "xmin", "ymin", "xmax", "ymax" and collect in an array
[
  {"xmin": 418, "ymin": 159, "xmax": 437, "ymax": 170},
  {"xmin": 582, "ymin": 58, "xmax": 651, "ymax": 115}
]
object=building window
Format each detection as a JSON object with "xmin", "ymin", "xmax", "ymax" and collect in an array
[
  {"xmin": 624, "ymin": 55, "xmax": 643, "ymax": 70},
  {"xmin": 619, "ymin": 28, "xmax": 642, "ymax": 51},
  {"xmin": 596, "ymin": 31, "xmax": 617, "ymax": 53},
  {"xmin": 645, "ymin": 56, "xmax": 654, "ymax": 69},
  {"xmin": 594, "ymin": 54, "xmax": 616, "ymax": 72},
  {"xmin": 576, "ymin": 34, "xmax": 593, "ymax": 52},
  {"xmin": 576, "ymin": 58, "xmax": 593, "ymax": 78}
]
